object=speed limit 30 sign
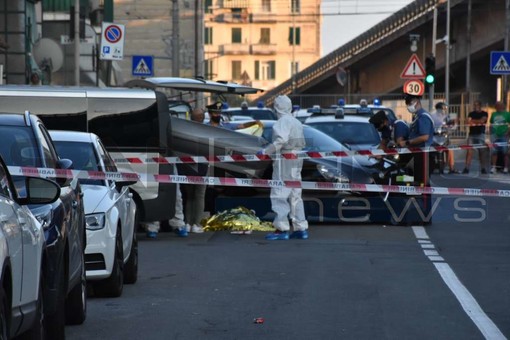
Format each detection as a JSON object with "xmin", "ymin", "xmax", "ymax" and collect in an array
[{"xmin": 403, "ymin": 79, "xmax": 425, "ymax": 96}]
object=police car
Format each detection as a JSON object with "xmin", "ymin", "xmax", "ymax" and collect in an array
[
  {"xmin": 304, "ymin": 105, "xmax": 381, "ymax": 150},
  {"xmin": 337, "ymin": 99, "xmax": 398, "ymax": 124}
]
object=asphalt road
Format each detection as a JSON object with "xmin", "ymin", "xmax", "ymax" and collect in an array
[{"xmin": 67, "ymin": 172, "xmax": 510, "ymax": 340}]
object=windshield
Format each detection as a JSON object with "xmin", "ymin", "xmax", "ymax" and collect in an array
[
  {"xmin": 306, "ymin": 121, "xmax": 381, "ymax": 146},
  {"xmin": 53, "ymin": 141, "xmax": 103, "ymax": 186},
  {"xmin": 261, "ymin": 125, "xmax": 348, "ymax": 152}
]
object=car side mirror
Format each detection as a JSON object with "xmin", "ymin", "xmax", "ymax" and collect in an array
[
  {"xmin": 115, "ymin": 180, "xmax": 137, "ymax": 192},
  {"xmin": 56, "ymin": 158, "xmax": 73, "ymax": 187},
  {"xmin": 17, "ymin": 177, "xmax": 61, "ymax": 205}
]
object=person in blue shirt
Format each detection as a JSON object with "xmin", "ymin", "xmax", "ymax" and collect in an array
[
  {"xmin": 369, "ymin": 110, "xmax": 410, "ymax": 148},
  {"xmin": 401, "ymin": 93, "xmax": 435, "ymax": 185}
]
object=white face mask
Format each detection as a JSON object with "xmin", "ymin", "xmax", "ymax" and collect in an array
[{"xmin": 407, "ymin": 101, "xmax": 417, "ymax": 114}]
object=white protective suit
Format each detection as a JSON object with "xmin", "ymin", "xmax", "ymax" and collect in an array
[{"xmin": 264, "ymin": 95, "xmax": 308, "ymax": 232}]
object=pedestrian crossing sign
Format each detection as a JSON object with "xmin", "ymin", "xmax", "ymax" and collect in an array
[
  {"xmin": 490, "ymin": 51, "xmax": 510, "ymax": 75},
  {"xmin": 132, "ymin": 55, "xmax": 154, "ymax": 77}
]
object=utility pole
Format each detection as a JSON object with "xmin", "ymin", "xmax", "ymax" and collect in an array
[
  {"xmin": 291, "ymin": 9, "xmax": 296, "ymax": 93},
  {"xmin": 195, "ymin": 0, "xmax": 204, "ymax": 106},
  {"xmin": 74, "ymin": 0, "xmax": 80, "ymax": 86},
  {"xmin": 445, "ymin": 0, "xmax": 450, "ymax": 107},
  {"xmin": 429, "ymin": 6, "xmax": 438, "ymax": 112},
  {"xmin": 172, "ymin": 0, "xmax": 180, "ymax": 77},
  {"xmin": 466, "ymin": 0, "xmax": 472, "ymax": 101},
  {"xmin": 505, "ymin": 0, "xmax": 510, "ymax": 104}
]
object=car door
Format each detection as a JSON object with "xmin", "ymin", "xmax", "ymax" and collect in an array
[
  {"xmin": 96, "ymin": 139, "xmax": 133, "ymax": 258},
  {"xmin": 0, "ymin": 164, "xmax": 23, "ymax": 307},
  {"xmin": 35, "ymin": 122, "xmax": 83, "ymax": 283}
]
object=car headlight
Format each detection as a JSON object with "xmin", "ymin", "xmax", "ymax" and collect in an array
[
  {"xmin": 316, "ymin": 164, "xmax": 350, "ymax": 183},
  {"xmin": 86, "ymin": 213, "xmax": 106, "ymax": 231}
]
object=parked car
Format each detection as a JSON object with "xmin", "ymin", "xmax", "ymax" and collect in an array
[
  {"xmin": 0, "ymin": 154, "xmax": 61, "ymax": 339},
  {"xmin": 305, "ymin": 109, "xmax": 382, "ymax": 151},
  {"xmin": 0, "ymin": 111, "xmax": 86, "ymax": 338},
  {"xmin": 50, "ymin": 131, "xmax": 138, "ymax": 297},
  {"xmin": 340, "ymin": 100, "xmax": 398, "ymax": 124}
]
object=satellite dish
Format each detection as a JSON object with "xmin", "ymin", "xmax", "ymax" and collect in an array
[
  {"xmin": 336, "ymin": 67, "xmax": 347, "ymax": 86},
  {"xmin": 33, "ymin": 38, "xmax": 64, "ymax": 73}
]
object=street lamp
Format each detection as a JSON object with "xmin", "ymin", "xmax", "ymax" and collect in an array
[{"xmin": 409, "ymin": 34, "xmax": 420, "ymax": 52}]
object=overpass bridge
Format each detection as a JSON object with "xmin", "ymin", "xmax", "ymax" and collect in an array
[{"xmin": 255, "ymin": 0, "xmax": 506, "ymax": 118}]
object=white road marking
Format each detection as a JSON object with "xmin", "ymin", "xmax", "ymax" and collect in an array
[{"xmin": 412, "ymin": 226, "xmax": 507, "ymax": 340}]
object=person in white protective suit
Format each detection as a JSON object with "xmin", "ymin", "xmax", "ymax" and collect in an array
[{"xmin": 259, "ymin": 95, "xmax": 309, "ymax": 240}]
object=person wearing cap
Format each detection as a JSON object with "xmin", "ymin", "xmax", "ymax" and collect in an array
[
  {"xmin": 258, "ymin": 95, "xmax": 308, "ymax": 240},
  {"xmin": 206, "ymin": 101, "xmax": 262, "ymax": 130},
  {"xmin": 401, "ymin": 93, "xmax": 435, "ymax": 185}
]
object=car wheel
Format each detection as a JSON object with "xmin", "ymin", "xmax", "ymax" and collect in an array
[
  {"xmin": 45, "ymin": 263, "xmax": 66, "ymax": 340},
  {"xmin": 65, "ymin": 250, "xmax": 87, "ymax": 325},
  {"xmin": 95, "ymin": 227, "xmax": 124, "ymax": 297},
  {"xmin": 123, "ymin": 231, "xmax": 138, "ymax": 284},
  {"xmin": 18, "ymin": 275, "xmax": 45, "ymax": 340},
  {"xmin": 0, "ymin": 283, "xmax": 9, "ymax": 340}
]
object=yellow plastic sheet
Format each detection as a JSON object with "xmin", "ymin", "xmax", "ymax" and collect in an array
[{"xmin": 203, "ymin": 206, "xmax": 275, "ymax": 232}]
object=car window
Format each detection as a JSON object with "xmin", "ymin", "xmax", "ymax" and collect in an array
[
  {"xmin": 36, "ymin": 124, "xmax": 57, "ymax": 169},
  {"xmin": 0, "ymin": 126, "xmax": 41, "ymax": 167},
  {"xmin": 225, "ymin": 109, "xmax": 276, "ymax": 120},
  {"xmin": 307, "ymin": 121, "xmax": 381, "ymax": 146}
]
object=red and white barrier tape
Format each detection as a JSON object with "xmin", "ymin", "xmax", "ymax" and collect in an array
[
  {"xmin": 111, "ymin": 142, "xmax": 508, "ymax": 165},
  {"xmin": 7, "ymin": 165, "xmax": 510, "ymax": 198}
]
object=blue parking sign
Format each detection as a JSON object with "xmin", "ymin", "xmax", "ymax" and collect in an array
[
  {"xmin": 490, "ymin": 51, "xmax": 510, "ymax": 75},
  {"xmin": 132, "ymin": 55, "xmax": 154, "ymax": 77}
]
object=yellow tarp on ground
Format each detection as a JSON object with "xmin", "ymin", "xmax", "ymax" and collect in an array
[{"xmin": 203, "ymin": 206, "xmax": 275, "ymax": 232}]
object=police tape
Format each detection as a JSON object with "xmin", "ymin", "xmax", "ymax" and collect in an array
[
  {"xmin": 7, "ymin": 165, "xmax": 510, "ymax": 199},
  {"xmin": 111, "ymin": 141, "xmax": 508, "ymax": 165}
]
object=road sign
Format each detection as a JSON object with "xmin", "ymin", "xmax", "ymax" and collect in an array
[
  {"xmin": 490, "ymin": 51, "xmax": 510, "ymax": 75},
  {"xmin": 403, "ymin": 79, "xmax": 425, "ymax": 96},
  {"xmin": 99, "ymin": 22, "xmax": 125, "ymax": 61},
  {"xmin": 132, "ymin": 56, "xmax": 154, "ymax": 77},
  {"xmin": 400, "ymin": 54, "xmax": 426, "ymax": 79}
]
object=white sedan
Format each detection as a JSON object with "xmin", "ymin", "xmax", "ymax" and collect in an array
[
  {"xmin": 0, "ymin": 154, "xmax": 61, "ymax": 338},
  {"xmin": 50, "ymin": 131, "xmax": 138, "ymax": 298}
]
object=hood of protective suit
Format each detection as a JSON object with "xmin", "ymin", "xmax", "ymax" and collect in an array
[{"xmin": 273, "ymin": 95, "xmax": 292, "ymax": 119}]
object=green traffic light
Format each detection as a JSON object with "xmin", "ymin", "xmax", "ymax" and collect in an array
[{"xmin": 425, "ymin": 74, "xmax": 435, "ymax": 84}]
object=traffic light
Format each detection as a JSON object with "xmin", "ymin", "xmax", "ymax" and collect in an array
[{"xmin": 425, "ymin": 56, "xmax": 436, "ymax": 85}]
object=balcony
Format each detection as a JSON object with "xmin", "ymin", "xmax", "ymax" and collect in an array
[
  {"xmin": 250, "ymin": 43, "xmax": 277, "ymax": 55},
  {"xmin": 220, "ymin": 44, "xmax": 250, "ymax": 55},
  {"xmin": 220, "ymin": 0, "xmax": 249, "ymax": 9},
  {"xmin": 215, "ymin": 11, "xmax": 249, "ymax": 23},
  {"xmin": 249, "ymin": 13, "xmax": 277, "ymax": 23}
]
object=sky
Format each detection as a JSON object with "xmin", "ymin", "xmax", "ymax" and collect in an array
[{"xmin": 321, "ymin": 0, "xmax": 415, "ymax": 56}]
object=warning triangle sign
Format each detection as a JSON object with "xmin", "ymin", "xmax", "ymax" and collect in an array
[
  {"xmin": 400, "ymin": 54, "xmax": 426, "ymax": 79},
  {"xmin": 134, "ymin": 58, "xmax": 151, "ymax": 75},
  {"xmin": 493, "ymin": 55, "xmax": 510, "ymax": 72}
]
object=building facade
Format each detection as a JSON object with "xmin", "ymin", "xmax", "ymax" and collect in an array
[{"xmin": 204, "ymin": 0, "xmax": 321, "ymax": 92}]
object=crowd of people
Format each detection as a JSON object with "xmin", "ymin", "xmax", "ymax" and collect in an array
[{"xmin": 145, "ymin": 93, "xmax": 510, "ymax": 240}]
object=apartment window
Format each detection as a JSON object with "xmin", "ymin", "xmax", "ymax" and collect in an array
[
  {"xmin": 205, "ymin": 59, "xmax": 214, "ymax": 79},
  {"xmin": 289, "ymin": 27, "xmax": 300, "ymax": 45},
  {"xmin": 232, "ymin": 28, "xmax": 242, "ymax": 43},
  {"xmin": 291, "ymin": 0, "xmax": 300, "ymax": 13},
  {"xmin": 204, "ymin": 0, "xmax": 213, "ymax": 13},
  {"xmin": 260, "ymin": 28, "xmax": 270, "ymax": 44},
  {"xmin": 205, "ymin": 27, "xmax": 213, "ymax": 45},
  {"xmin": 255, "ymin": 60, "xmax": 275, "ymax": 80},
  {"xmin": 232, "ymin": 60, "xmax": 242, "ymax": 80},
  {"xmin": 262, "ymin": 0, "xmax": 271, "ymax": 12}
]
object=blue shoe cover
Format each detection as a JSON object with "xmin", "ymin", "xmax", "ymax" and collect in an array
[
  {"xmin": 146, "ymin": 231, "xmax": 157, "ymax": 239},
  {"xmin": 175, "ymin": 227, "xmax": 188, "ymax": 237},
  {"xmin": 290, "ymin": 230, "xmax": 309, "ymax": 239},
  {"xmin": 265, "ymin": 231, "xmax": 289, "ymax": 240}
]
